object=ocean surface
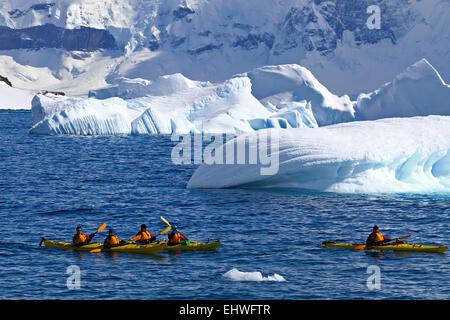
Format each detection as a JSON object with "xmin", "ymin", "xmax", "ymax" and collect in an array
[{"xmin": 0, "ymin": 110, "xmax": 448, "ymax": 300}]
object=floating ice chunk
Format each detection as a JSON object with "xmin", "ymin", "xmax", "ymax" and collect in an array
[
  {"xmin": 223, "ymin": 268, "xmax": 286, "ymax": 282},
  {"xmin": 30, "ymin": 96, "xmax": 138, "ymax": 135},
  {"xmin": 188, "ymin": 116, "xmax": 450, "ymax": 193},
  {"xmin": 31, "ymin": 94, "xmax": 83, "ymax": 124},
  {"xmin": 31, "ymin": 76, "xmax": 274, "ymax": 135}
]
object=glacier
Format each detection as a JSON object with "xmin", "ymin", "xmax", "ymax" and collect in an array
[
  {"xmin": 29, "ymin": 59, "xmax": 449, "ymax": 135},
  {"xmin": 187, "ymin": 116, "xmax": 450, "ymax": 193}
]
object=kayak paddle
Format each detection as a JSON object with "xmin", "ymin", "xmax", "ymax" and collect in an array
[
  {"xmin": 93, "ymin": 223, "xmax": 107, "ymax": 236},
  {"xmin": 87, "ymin": 223, "xmax": 107, "ymax": 253},
  {"xmin": 160, "ymin": 216, "xmax": 171, "ymax": 227},
  {"xmin": 388, "ymin": 234, "xmax": 411, "ymax": 244},
  {"xmin": 354, "ymin": 235, "xmax": 411, "ymax": 250},
  {"xmin": 156, "ymin": 225, "xmax": 172, "ymax": 237}
]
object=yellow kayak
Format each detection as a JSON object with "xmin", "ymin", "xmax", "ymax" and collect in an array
[
  {"xmin": 323, "ymin": 242, "xmax": 448, "ymax": 253},
  {"xmin": 42, "ymin": 239, "xmax": 165, "ymax": 255},
  {"xmin": 161, "ymin": 239, "xmax": 221, "ymax": 251}
]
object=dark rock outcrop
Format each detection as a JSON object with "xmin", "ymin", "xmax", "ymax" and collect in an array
[
  {"xmin": 40, "ymin": 90, "xmax": 65, "ymax": 96},
  {"xmin": 0, "ymin": 75, "xmax": 12, "ymax": 87},
  {"xmin": 0, "ymin": 24, "xmax": 117, "ymax": 51}
]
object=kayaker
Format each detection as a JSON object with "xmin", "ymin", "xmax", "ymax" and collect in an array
[
  {"xmin": 72, "ymin": 225, "xmax": 96, "ymax": 246},
  {"xmin": 130, "ymin": 224, "xmax": 156, "ymax": 244},
  {"xmin": 167, "ymin": 224, "xmax": 188, "ymax": 246},
  {"xmin": 103, "ymin": 229, "xmax": 126, "ymax": 249},
  {"xmin": 366, "ymin": 225, "xmax": 391, "ymax": 246}
]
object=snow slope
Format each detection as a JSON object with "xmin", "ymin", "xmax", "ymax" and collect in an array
[
  {"xmin": 187, "ymin": 116, "xmax": 450, "ymax": 193},
  {"xmin": 88, "ymin": 73, "xmax": 206, "ymax": 100},
  {"xmin": 0, "ymin": 81, "xmax": 34, "ymax": 109}
]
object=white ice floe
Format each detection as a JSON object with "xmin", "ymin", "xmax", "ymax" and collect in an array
[
  {"xmin": 223, "ymin": 268, "xmax": 286, "ymax": 282},
  {"xmin": 188, "ymin": 116, "xmax": 450, "ymax": 193}
]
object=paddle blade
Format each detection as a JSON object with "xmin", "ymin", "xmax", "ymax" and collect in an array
[
  {"xmin": 399, "ymin": 235, "xmax": 411, "ymax": 239},
  {"xmin": 160, "ymin": 225, "xmax": 172, "ymax": 235},
  {"xmin": 160, "ymin": 216, "xmax": 171, "ymax": 226},
  {"xmin": 90, "ymin": 249, "xmax": 102, "ymax": 253},
  {"xmin": 354, "ymin": 245, "xmax": 366, "ymax": 250},
  {"xmin": 97, "ymin": 223, "xmax": 107, "ymax": 233}
]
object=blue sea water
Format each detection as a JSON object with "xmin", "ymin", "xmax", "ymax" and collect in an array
[{"xmin": 0, "ymin": 110, "xmax": 448, "ymax": 300}]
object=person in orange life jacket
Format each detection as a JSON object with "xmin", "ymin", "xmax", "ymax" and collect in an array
[
  {"xmin": 167, "ymin": 224, "xmax": 188, "ymax": 246},
  {"xmin": 103, "ymin": 229, "xmax": 126, "ymax": 249},
  {"xmin": 72, "ymin": 225, "xmax": 96, "ymax": 246},
  {"xmin": 130, "ymin": 224, "xmax": 156, "ymax": 244},
  {"xmin": 366, "ymin": 225, "xmax": 391, "ymax": 246}
]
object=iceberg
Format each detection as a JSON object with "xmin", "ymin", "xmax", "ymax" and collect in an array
[
  {"xmin": 30, "ymin": 72, "xmax": 319, "ymax": 135},
  {"xmin": 130, "ymin": 77, "xmax": 271, "ymax": 134},
  {"xmin": 355, "ymin": 59, "xmax": 450, "ymax": 120},
  {"xmin": 239, "ymin": 64, "xmax": 355, "ymax": 126},
  {"xmin": 187, "ymin": 116, "xmax": 450, "ymax": 193},
  {"xmin": 31, "ymin": 95, "xmax": 136, "ymax": 135},
  {"xmin": 29, "ymin": 60, "xmax": 449, "ymax": 136}
]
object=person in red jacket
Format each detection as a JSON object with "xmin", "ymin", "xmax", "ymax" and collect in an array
[
  {"xmin": 72, "ymin": 225, "xmax": 95, "ymax": 246},
  {"xmin": 366, "ymin": 225, "xmax": 391, "ymax": 246},
  {"xmin": 167, "ymin": 224, "xmax": 188, "ymax": 246}
]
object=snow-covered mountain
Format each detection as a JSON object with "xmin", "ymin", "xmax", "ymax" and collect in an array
[{"xmin": 0, "ymin": 0, "xmax": 448, "ymax": 96}]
